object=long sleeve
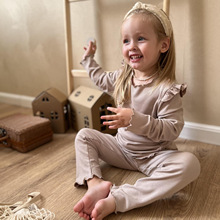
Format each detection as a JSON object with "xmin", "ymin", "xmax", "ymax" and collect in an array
[
  {"xmin": 80, "ymin": 56, "xmax": 119, "ymax": 93},
  {"xmin": 125, "ymin": 84, "xmax": 186, "ymax": 142}
]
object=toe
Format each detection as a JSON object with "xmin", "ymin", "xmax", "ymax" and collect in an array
[{"xmin": 74, "ymin": 200, "xmax": 84, "ymax": 213}]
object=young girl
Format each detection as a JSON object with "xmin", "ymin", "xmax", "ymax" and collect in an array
[{"xmin": 73, "ymin": 2, "xmax": 200, "ymax": 220}]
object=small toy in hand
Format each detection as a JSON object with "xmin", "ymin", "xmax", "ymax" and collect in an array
[
  {"xmin": 86, "ymin": 37, "xmax": 96, "ymax": 46},
  {"xmin": 83, "ymin": 37, "xmax": 97, "ymax": 59}
]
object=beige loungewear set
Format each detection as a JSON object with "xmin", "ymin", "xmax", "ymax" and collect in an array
[{"xmin": 74, "ymin": 56, "xmax": 200, "ymax": 213}]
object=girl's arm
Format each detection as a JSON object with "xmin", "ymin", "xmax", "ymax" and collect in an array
[
  {"xmin": 102, "ymin": 84, "xmax": 186, "ymax": 142},
  {"xmin": 125, "ymin": 85, "xmax": 185, "ymax": 142},
  {"xmin": 80, "ymin": 42, "xmax": 120, "ymax": 93}
]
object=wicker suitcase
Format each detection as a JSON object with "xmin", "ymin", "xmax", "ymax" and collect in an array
[{"xmin": 0, "ymin": 114, "xmax": 53, "ymax": 153}]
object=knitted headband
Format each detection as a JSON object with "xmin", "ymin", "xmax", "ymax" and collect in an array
[{"xmin": 124, "ymin": 2, "xmax": 173, "ymax": 37}]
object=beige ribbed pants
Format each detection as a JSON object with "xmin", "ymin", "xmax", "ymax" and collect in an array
[{"xmin": 74, "ymin": 128, "xmax": 200, "ymax": 213}]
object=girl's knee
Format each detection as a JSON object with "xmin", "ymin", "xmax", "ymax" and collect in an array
[
  {"xmin": 75, "ymin": 128, "xmax": 103, "ymax": 151},
  {"xmin": 75, "ymin": 128, "xmax": 93, "ymax": 148},
  {"xmin": 76, "ymin": 127, "xmax": 99, "ymax": 141},
  {"xmin": 181, "ymin": 152, "xmax": 201, "ymax": 181},
  {"xmin": 76, "ymin": 128, "xmax": 91, "ymax": 139}
]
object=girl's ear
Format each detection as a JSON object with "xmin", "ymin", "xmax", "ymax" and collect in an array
[{"xmin": 160, "ymin": 38, "xmax": 170, "ymax": 53}]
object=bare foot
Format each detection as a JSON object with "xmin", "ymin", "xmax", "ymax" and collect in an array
[
  {"xmin": 74, "ymin": 177, "xmax": 112, "ymax": 219},
  {"xmin": 91, "ymin": 194, "xmax": 116, "ymax": 220}
]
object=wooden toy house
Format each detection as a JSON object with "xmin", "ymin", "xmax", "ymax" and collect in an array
[
  {"xmin": 32, "ymin": 88, "xmax": 69, "ymax": 133},
  {"xmin": 68, "ymin": 86, "xmax": 116, "ymax": 135}
]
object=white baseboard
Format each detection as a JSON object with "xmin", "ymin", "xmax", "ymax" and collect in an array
[
  {"xmin": 0, "ymin": 92, "xmax": 34, "ymax": 108},
  {"xmin": 180, "ymin": 122, "xmax": 220, "ymax": 146},
  {"xmin": 0, "ymin": 92, "xmax": 219, "ymax": 146}
]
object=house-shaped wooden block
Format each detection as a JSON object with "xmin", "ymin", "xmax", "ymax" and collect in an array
[
  {"xmin": 32, "ymin": 88, "xmax": 69, "ymax": 133},
  {"xmin": 68, "ymin": 86, "xmax": 116, "ymax": 135}
]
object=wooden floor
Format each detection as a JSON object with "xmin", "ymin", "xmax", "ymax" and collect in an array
[{"xmin": 0, "ymin": 102, "xmax": 219, "ymax": 220}]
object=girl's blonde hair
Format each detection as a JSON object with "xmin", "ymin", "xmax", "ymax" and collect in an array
[{"xmin": 113, "ymin": 8, "xmax": 176, "ymax": 106}]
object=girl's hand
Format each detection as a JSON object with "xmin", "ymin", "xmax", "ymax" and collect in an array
[
  {"xmin": 83, "ymin": 41, "xmax": 96, "ymax": 59},
  {"xmin": 101, "ymin": 107, "xmax": 133, "ymax": 129}
]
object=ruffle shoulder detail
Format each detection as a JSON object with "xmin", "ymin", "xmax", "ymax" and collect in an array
[{"xmin": 161, "ymin": 83, "xmax": 187, "ymax": 102}]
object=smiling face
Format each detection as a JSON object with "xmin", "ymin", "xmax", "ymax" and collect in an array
[{"xmin": 121, "ymin": 13, "xmax": 169, "ymax": 76}]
